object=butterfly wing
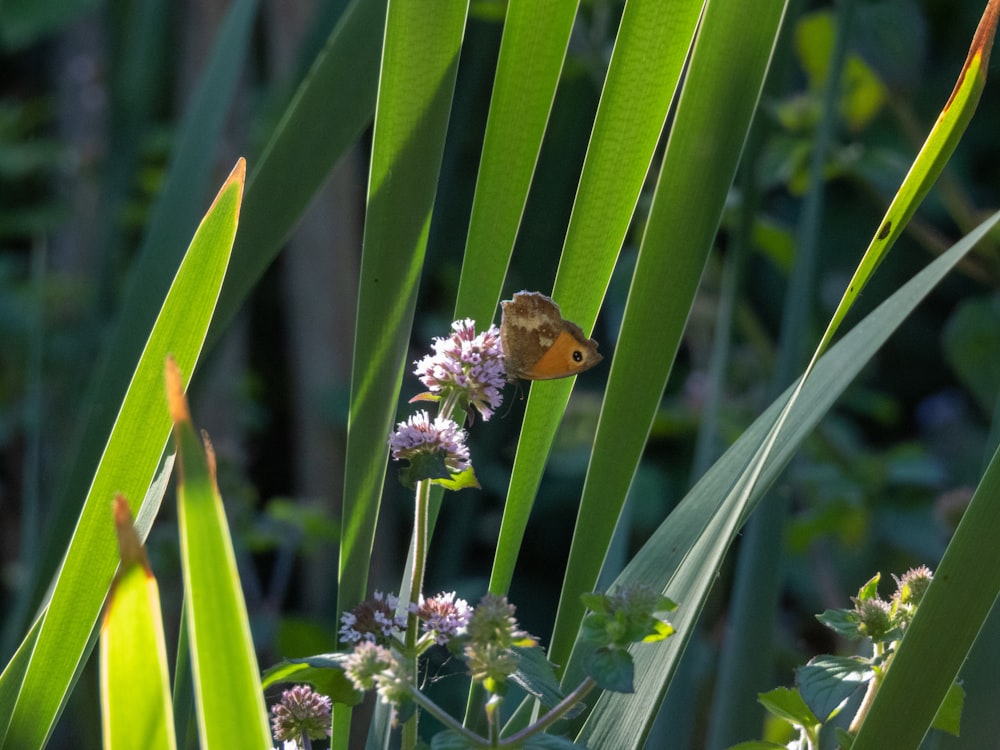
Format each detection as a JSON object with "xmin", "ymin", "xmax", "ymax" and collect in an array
[{"xmin": 500, "ymin": 291, "xmax": 602, "ymax": 380}]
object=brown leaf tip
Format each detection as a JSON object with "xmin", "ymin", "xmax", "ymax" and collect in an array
[
  {"xmin": 165, "ymin": 355, "xmax": 190, "ymax": 425},
  {"xmin": 112, "ymin": 493, "xmax": 149, "ymax": 569}
]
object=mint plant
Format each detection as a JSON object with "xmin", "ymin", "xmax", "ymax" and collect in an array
[
  {"xmin": 738, "ymin": 566, "xmax": 961, "ymax": 750},
  {"xmin": 265, "ymin": 318, "xmax": 677, "ymax": 749}
]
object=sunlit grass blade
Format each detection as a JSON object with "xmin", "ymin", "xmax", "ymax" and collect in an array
[
  {"xmin": 333, "ymin": 4, "xmax": 468, "ymax": 747},
  {"xmin": 490, "ymin": 0, "xmax": 703, "ymax": 599},
  {"xmin": 574, "ymin": 210, "xmax": 1000, "ymax": 749},
  {"xmin": 336, "ymin": 1, "xmax": 468, "ymax": 612},
  {"xmin": 547, "ymin": 0, "xmax": 787, "ymax": 670},
  {"xmin": 166, "ymin": 358, "xmax": 270, "ymax": 748},
  {"xmin": 813, "ymin": 0, "xmax": 1000, "ymax": 359},
  {"xmin": 2, "ymin": 0, "xmax": 259, "ymax": 656},
  {"xmin": 454, "ymin": 0, "xmax": 578, "ymax": 326},
  {"xmin": 0, "ymin": 159, "xmax": 245, "ymax": 748},
  {"xmin": 100, "ymin": 495, "xmax": 175, "ymax": 750},
  {"xmin": 712, "ymin": 3, "xmax": 1000, "ymax": 743}
]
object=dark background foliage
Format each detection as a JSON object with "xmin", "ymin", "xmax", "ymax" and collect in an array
[{"xmin": 1, "ymin": 0, "xmax": 998, "ymax": 747}]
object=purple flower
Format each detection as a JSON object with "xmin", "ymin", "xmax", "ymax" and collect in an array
[
  {"xmin": 270, "ymin": 684, "xmax": 332, "ymax": 743},
  {"xmin": 339, "ymin": 591, "xmax": 407, "ymax": 645},
  {"xmin": 389, "ymin": 411, "xmax": 470, "ymax": 474},
  {"xmin": 413, "ymin": 591, "xmax": 473, "ymax": 645},
  {"xmin": 414, "ymin": 319, "xmax": 505, "ymax": 421}
]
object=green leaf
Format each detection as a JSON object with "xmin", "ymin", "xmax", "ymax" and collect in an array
[
  {"xmin": 433, "ymin": 466, "xmax": 481, "ymax": 492},
  {"xmin": 548, "ymin": 0, "xmax": 785, "ymax": 674},
  {"xmin": 582, "ymin": 648, "xmax": 634, "ymax": 694},
  {"xmin": 454, "ymin": 0, "xmax": 578, "ymax": 327},
  {"xmin": 336, "ymin": 0, "xmax": 468, "ymax": 615},
  {"xmin": 815, "ymin": 608, "xmax": 862, "ymax": 641},
  {"xmin": 810, "ymin": 0, "xmax": 1000, "ymax": 362},
  {"xmin": 489, "ymin": 0, "xmax": 704, "ymax": 604},
  {"xmin": 100, "ymin": 497, "xmax": 175, "ymax": 750},
  {"xmin": 167, "ymin": 357, "xmax": 271, "ymax": 748},
  {"xmin": 509, "ymin": 646, "xmax": 566, "ymax": 710},
  {"xmin": 640, "ymin": 621, "xmax": 675, "ymax": 644},
  {"xmin": 758, "ymin": 686, "xmax": 819, "ymax": 729},
  {"xmin": 579, "ymin": 593, "xmax": 610, "ymax": 614},
  {"xmin": 574, "ymin": 211, "xmax": 1000, "ymax": 748},
  {"xmin": 856, "ymin": 573, "xmax": 881, "ymax": 601},
  {"xmin": 930, "ymin": 681, "xmax": 964, "ymax": 736},
  {"xmin": 0, "ymin": 159, "xmax": 245, "ymax": 749},
  {"xmin": 261, "ymin": 655, "xmax": 362, "ymax": 707},
  {"xmin": 796, "ymin": 655, "xmax": 873, "ymax": 723},
  {"xmin": 15, "ymin": 0, "xmax": 259, "ymax": 650}
]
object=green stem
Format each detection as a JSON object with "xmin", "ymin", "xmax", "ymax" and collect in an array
[
  {"xmin": 407, "ymin": 678, "xmax": 599, "ymax": 748},
  {"xmin": 850, "ymin": 658, "xmax": 888, "ymax": 735},
  {"xmin": 401, "ymin": 479, "xmax": 432, "ymax": 749},
  {"xmin": 498, "ymin": 677, "xmax": 598, "ymax": 747},
  {"xmin": 439, "ymin": 390, "xmax": 460, "ymax": 421},
  {"xmin": 408, "ymin": 689, "xmax": 489, "ymax": 745}
]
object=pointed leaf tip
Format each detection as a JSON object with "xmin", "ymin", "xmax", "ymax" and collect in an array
[
  {"xmin": 165, "ymin": 355, "xmax": 190, "ymax": 426},
  {"xmin": 112, "ymin": 494, "xmax": 149, "ymax": 571},
  {"xmin": 207, "ymin": 157, "xmax": 248, "ymax": 219},
  {"xmin": 201, "ymin": 429, "xmax": 219, "ymax": 489},
  {"xmin": 972, "ymin": 0, "xmax": 1000, "ymax": 63},
  {"xmin": 231, "ymin": 156, "xmax": 246, "ymax": 183}
]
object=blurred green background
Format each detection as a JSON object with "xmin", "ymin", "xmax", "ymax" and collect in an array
[{"xmin": 1, "ymin": 1, "xmax": 999, "ymax": 747}]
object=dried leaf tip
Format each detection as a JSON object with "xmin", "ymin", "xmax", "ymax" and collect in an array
[
  {"xmin": 972, "ymin": 0, "xmax": 1000, "ymax": 63},
  {"xmin": 230, "ymin": 156, "xmax": 246, "ymax": 183},
  {"xmin": 165, "ymin": 355, "xmax": 190, "ymax": 425},
  {"xmin": 112, "ymin": 493, "xmax": 149, "ymax": 569}
]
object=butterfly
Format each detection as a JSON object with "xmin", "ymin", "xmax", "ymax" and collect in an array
[{"xmin": 499, "ymin": 291, "xmax": 603, "ymax": 381}]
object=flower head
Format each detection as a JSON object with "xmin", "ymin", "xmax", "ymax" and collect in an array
[
  {"xmin": 852, "ymin": 596, "xmax": 894, "ymax": 642},
  {"xmin": 270, "ymin": 684, "xmax": 332, "ymax": 744},
  {"xmin": 343, "ymin": 641, "xmax": 396, "ymax": 691},
  {"xmin": 343, "ymin": 642, "xmax": 412, "ymax": 706},
  {"xmin": 414, "ymin": 319, "xmax": 505, "ymax": 421},
  {"xmin": 339, "ymin": 591, "xmax": 407, "ymax": 646},
  {"xmin": 413, "ymin": 591, "xmax": 473, "ymax": 645},
  {"xmin": 581, "ymin": 585, "xmax": 677, "ymax": 648},
  {"xmin": 894, "ymin": 565, "xmax": 933, "ymax": 608},
  {"xmin": 389, "ymin": 411, "xmax": 470, "ymax": 477},
  {"xmin": 462, "ymin": 595, "xmax": 534, "ymax": 694}
]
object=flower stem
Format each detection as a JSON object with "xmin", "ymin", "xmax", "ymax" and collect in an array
[
  {"xmin": 499, "ymin": 677, "xmax": 598, "ymax": 747},
  {"xmin": 408, "ymin": 689, "xmax": 489, "ymax": 745},
  {"xmin": 401, "ymin": 479, "xmax": 431, "ymax": 749}
]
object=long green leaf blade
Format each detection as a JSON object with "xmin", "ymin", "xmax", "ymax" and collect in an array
[
  {"xmin": 100, "ymin": 496, "xmax": 175, "ymax": 750},
  {"xmin": 576, "ymin": 210, "xmax": 1000, "ymax": 750},
  {"xmin": 454, "ymin": 0, "xmax": 578, "ymax": 326},
  {"xmin": 813, "ymin": 0, "xmax": 1000, "ymax": 358},
  {"xmin": 490, "ymin": 0, "xmax": 703, "ymax": 599},
  {"xmin": 548, "ymin": 0, "xmax": 787, "ymax": 668},
  {"xmin": 167, "ymin": 358, "xmax": 270, "ymax": 748},
  {"xmin": 337, "ymin": 0, "xmax": 469, "ymax": 613},
  {"xmin": 0, "ymin": 159, "xmax": 245, "ymax": 748},
  {"xmin": 3, "ymin": 0, "xmax": 259, "ymax": 654}
]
